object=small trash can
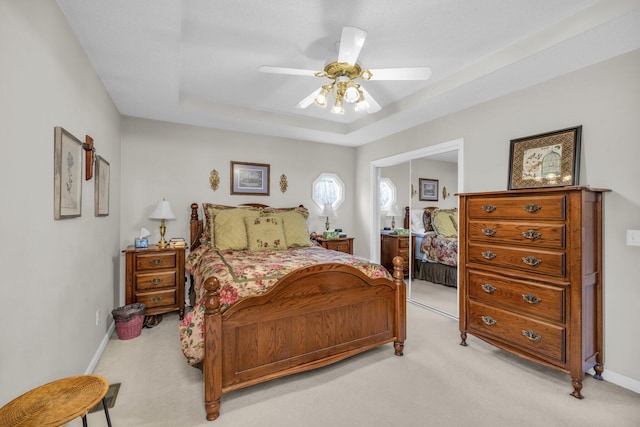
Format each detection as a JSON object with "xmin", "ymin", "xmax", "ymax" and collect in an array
[{"xmin": 112, "ymin": 303, "xmax": 146, "ymax": 340}]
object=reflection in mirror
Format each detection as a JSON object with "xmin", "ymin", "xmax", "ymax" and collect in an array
[{"xmin": 408, "ymin": 155, "xmax": 459, "ymax": 318}]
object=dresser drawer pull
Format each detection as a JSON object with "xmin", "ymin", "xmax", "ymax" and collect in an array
[
  {"xmin": 522, "ymin": 329, "xmax": 542, "ymax": 342},
  {"xmin": 522, "ymin": 293, "xmax": 542, "ymax": 304},
  {"xmin": 151, "ymin": 296, "xmax": 163, "ymax": 303},
  {"xmin": 522, "ymin": 203, "xmax": 542, "ymax": 213},
  {"xmin": 481, "ymin": 316, "xmax": 497, "ymax": 326},
  {"xmin": 482, "ymin": 227, "xmax": 497, "ymax": 237},
  {"xmin": 335, "ymin": 245, "xmax": 342, "ymax": 250},
  {"xmin": 481, "ymin": 251, "xmax": 496, "ymax": 260},
  {"xmin": 522, "ymin": 256, "xmax": 542, "ymax": 267},
  {"xmin": 150, "ymin": 259, "xmax": 164, "ymax": 266},
  {"xmin": 481, "ymin": 283, "xmax": 497, "ymax": 294},
  {"xmin": 482, "ymin": 204, "xmax": 497, "ymax": 213},
  {"xmin": 522, "ymin": 229, "xmax": 542, "ymax": 240},
  {"xmin": 150, "ymin": 278, "xmax": 163, "ymax": 285}
]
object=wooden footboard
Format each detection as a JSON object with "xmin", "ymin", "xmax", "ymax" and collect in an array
[{"xmin": 202, "ymin": 257, "xmax": 406, "ymax": 421}]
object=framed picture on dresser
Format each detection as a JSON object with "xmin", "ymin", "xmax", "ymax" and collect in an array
[{"xmin": 507, "ymin": 126, "xmax": 581, "ymax": 190}]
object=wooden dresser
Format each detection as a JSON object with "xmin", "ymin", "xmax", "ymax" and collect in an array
[
  {"xmin": 380, "ymin": 233, "xmax": 414, "ymax": 277},
  {"xmin": 124, "ymin": 245, "xmax": 186, "ymax": 319},
  {"xmin": 316, "ymin": 237, "xmax": 354, "ymax": 254},
  {"xmin": 458, "ymin": 187, "xmax": 608, "ymax": 398}
]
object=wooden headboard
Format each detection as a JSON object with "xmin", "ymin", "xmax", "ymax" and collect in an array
[{"xmin": 189, "ymin": 202, "xmax": 270, "ymax": 251}]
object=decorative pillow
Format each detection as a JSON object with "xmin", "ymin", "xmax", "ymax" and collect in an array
[
  {"xmin": 245, "ymin": 216, "xmax": 287, "ymax": 252},
  {"xmin": 423, "ymin": 209, "xmax": 434, "ymax": 232},
  {"xmin": 431, "ymin": 209, "xmax": 458, "ymax": 238},
  {"xmin": 449, "ymin": 211, "xmax": 458, "ymax": 231},
  {"xmin": 213, "ymin": 208, "xmax": 261, "ymax": 250},
  {"xmin": 273, "ymin": 211, "xmax": 310, "ymax": 247}
]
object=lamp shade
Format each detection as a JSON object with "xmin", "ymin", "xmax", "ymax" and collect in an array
[
  {"xmin": 149, "ymin": 199, "xmax": 176, "ymax": 220},
  {"xmin": 386, "ymin": 204, "xmax": 402, "ymax": 217},
  {"xmin": 321, "ymin": 204, "xmax": 336, "ymax": 218}
]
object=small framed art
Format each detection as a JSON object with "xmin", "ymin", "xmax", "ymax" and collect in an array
[
  {"xmin": 231, "ymin": 161, "xmax": 270, "ymax": 196},
  {"xmin": 419, "ymin": 178, "xmax": 439, "ymax": 201},
  {"xmin": 507, "ymin": 126, "xmax": 581, "ymax": 190},
  {"xmin": 54, "ymin": 126, "xmax": 83, "ymax": 219},
  {"xmin": 95, "ymin": 155, "xmax": 110, "ymax": 216}
]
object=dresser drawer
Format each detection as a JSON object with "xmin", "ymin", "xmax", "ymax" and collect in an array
[
  {"xmin": 136, "ymin": 289, "xmax": 176, "ymax": 309},
  {"xmin": 467, "ymin": 221, "xmax": 565, "ymax": 249},
  {"xmin": 135, "ymin": 270, "xmax": 177, "ymax": 291},
  {"xmin": 467, "ymin": 195, "xmax": 566, "ymax": 220},
  {"xmin": 135, "ymin": 252, "xmax": 177, "ymax": 271},
  {"xmin": 468, "ymin": 243, "xmax": 565, "ymax": 277},
  {"xmin": 467, "ymin": 270, "xmax": 565, "ymax": 323},
  {"xmin": 468, "ymin": 300, "xmax": 565, "ymax": 363}
]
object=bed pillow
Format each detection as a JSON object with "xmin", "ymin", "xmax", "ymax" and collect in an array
[
  {"xmin": 245, "ymin": 216, "xmax": 288, "ymax": 252},
  {"xmin": 262, "ymin": 206, "xmax": 311, "ymax": 247},
  {"xmin": 423, "ymin": 209, "xmax": 434, "ymax": 232},
  {"xmin": 213, "ymin": 208, "xmax": 261, "ymax": 250},
  {"xmin": 431, "ymin": 209, "xmax": 458, "ymax": 238},
  {"xmin": 410, "ymin": 209, "xmax": 425, "ymax": 234}
]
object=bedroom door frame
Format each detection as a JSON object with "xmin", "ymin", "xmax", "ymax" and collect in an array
[{"xmin": 370, "ymin": 138, "xmax": 464, "ymax": 319}]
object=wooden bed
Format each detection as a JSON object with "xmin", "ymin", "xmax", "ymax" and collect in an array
[{"xmin": 187, "ymin": 203, "xmax": 406, "ymax": 421}]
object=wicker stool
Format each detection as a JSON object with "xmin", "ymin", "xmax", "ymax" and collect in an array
[{"xmin": 0, "ymin": 375, "xmax": 113, "ymax": 427}]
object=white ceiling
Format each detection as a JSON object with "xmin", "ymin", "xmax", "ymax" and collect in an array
[{"xmin": 56, "ymin": 0, "xmax": 640, "ymax": 147}]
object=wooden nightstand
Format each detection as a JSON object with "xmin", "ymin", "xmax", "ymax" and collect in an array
[
  {"xmin": 316, "ymin": 237, "xmax": 354, "ymax": 254},
  {"xmin": 380, "ymin": 233, "xmax": 414, "ymax": 277},
  {"xmin": 123, "ymin": 245, "xmax": 186, "ymax": 319}
]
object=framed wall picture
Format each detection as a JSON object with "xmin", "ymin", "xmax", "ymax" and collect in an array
[
  {"xmin": 508, "ymin": 126, "xmax": 581, "ymax": 190},
  {"xmin": 95, "ymin": 155, "xmax": 110, "ymax": 216},
  {"xmin": 54, "ymin": 126, "xmax": 83, "ymax": 219},
  {"xmin": 231, "ymin": 161, "xmax": 270, "ymax": 196},
  {"xmin": 419, "ymin": 178, "xmax": 439, "ymax": 201}
]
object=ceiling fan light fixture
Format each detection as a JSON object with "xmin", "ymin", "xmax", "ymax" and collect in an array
[
  {"xmin": 343, "ymin": 83, "xmax": 360, "ymax": 103},
  {"xmin": 330, "ymin": 97, "xmax": 344, "ymax": 114},
  {"xmin": 354, "ymin": 90, "xmax": 369, "ymax": 112},
  {"xmin": 314, "ymin": 84, "xmax": 331, "ymax": 108}
]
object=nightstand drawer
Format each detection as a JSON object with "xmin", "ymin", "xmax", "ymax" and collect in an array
[
  {"xmin": 135, "ymin": 252, "xmax": 176, "ymax": 271},
  {"xmin": 136, "ymin": 289, "xmax": 176, "ymax": 309},
  {"xmin": 135, "ymin": 271, "xmax": 177, "ymax": 291}
]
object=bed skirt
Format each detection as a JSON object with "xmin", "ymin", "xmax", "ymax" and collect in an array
[{"xmin": 414, "ymin": 261, "xmax": 457, "ymax": 288}]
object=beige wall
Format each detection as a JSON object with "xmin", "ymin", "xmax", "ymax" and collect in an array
[
  {"xmin": 0, "ymin": 1, "xmax": 122, "ymax": 404},
  {"xmin": 356, "ymin": 49, "xmax": 640, "ymax": 390}
]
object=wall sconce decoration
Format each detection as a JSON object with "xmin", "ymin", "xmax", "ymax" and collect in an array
[
  {"xmin": 209, "ymin": 169, "xmax": 220, "ymax": 191},
  {"xmin": 442, "ymin": 186, "xmax": 451, "ymax": 200},
  {"xmin": 280, "ymin": 174, "xmax": 288, "ymax": 193},
  {"xmin": 411, "ymin": 183, "xmax": 417, "ymax": 198},
  {"xmin": 83, "ymin": 134, "xmax": 95, "ymax": 180}
]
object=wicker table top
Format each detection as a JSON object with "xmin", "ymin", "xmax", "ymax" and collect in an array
[{"xmin": 0, "ymin": 375, "xmax": 109, "ymax": 426}]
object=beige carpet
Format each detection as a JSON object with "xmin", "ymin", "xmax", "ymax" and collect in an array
[
  {"xmin": 409, "ymin": 278, "xmax": 458, "ymax": 316},
  {"xmin": 87, "ymin": 305, "xmax": 640, "ymax": 427}
]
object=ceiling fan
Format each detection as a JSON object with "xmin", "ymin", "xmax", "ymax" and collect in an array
[{"xmin": 259, "ymin": 27, "xmax": 432, "ymax": 115}]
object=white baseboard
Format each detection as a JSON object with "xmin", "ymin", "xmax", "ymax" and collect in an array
[
  {"xmin": 588, "ymin": 368, "xmax": 640, "ymax": 394},
  {"xmin": 85, "ymin": 321, "xmax": 116, "ymax": 374}
]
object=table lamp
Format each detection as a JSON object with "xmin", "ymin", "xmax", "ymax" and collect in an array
[
  {"xmin": 321, "ymin": 204, "xmax": 336, "ymax": 230},
  {"xmin": 149, "ymin": 198, "xmax": 176, "ymax": 248},
  {"xmin": 386, "ymin": 203, "xmax": 402, "ymax": 229}
]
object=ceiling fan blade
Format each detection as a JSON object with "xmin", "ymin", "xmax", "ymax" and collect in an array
[
  {"xmin": 360, "ymin": 87, "xmax": 381, "ymax": 113},
  {"xmin": 259, "ymin": 65, "xmax": 319, "ymax": 77},
  {"xmin": 295, "ymin": 87, "xmax": 322, "ymax": 109},
  {"xmin": 337, "ymin": 27, "xmax": 367, "ymax": 65},
  {"xmin": 366, "ymin": 66, "xmax": 432, "ymax": 81}
]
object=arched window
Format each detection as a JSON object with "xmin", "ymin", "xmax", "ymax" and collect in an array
[
  {"xmin": 379, "ymin": 178, "xmax": 396, "ymax": 211},
  {"xmin": 312, "ymin": 173, "xmax": 345, "ymax": 209}
]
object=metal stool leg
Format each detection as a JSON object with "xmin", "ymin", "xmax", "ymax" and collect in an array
[{"xmin": 102, "ymin": 397, "xmax": 113, "ymax": 427}]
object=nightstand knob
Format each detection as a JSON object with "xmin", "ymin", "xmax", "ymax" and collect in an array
[
  {"xmin": 150, "ymin": 278, "xmax": 163, "ymax": 285},
  {"xmin": 151, "ymin": 259, "xmax": 164, "ymax": 266},
  {"xmin": 151, "ymin": 296, "xmax": 163, "ymax": 303}
]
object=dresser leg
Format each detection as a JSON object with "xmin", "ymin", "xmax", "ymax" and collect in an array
[
  {"xmin": 593, "ymin": 363, "xmax": 604, "ymax": 380},
  {"xmin": 460, "ymin": 331, "xmax": 467, "ymax": 346},
  {"xmin": 570, "ymin": 378, "xmax": 584, "ymax": 399}
]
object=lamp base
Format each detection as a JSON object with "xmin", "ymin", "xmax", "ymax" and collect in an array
[{"xmin": 158, "ymin": 220, "xmax": 168, "ymax": 248}]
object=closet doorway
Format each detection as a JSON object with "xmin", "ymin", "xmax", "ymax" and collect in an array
[{"xmin": 371, "ymin": 139, "xmax": 463, "ymax": 319}]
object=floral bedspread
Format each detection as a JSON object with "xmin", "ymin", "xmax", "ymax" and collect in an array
[
  {"xmin": 420, "ymin": 231, "xmax": 458, "ymax": 267},
  {"xmin": 179, "ymin": 245, "xmax": 392, "ymax": 366}
]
